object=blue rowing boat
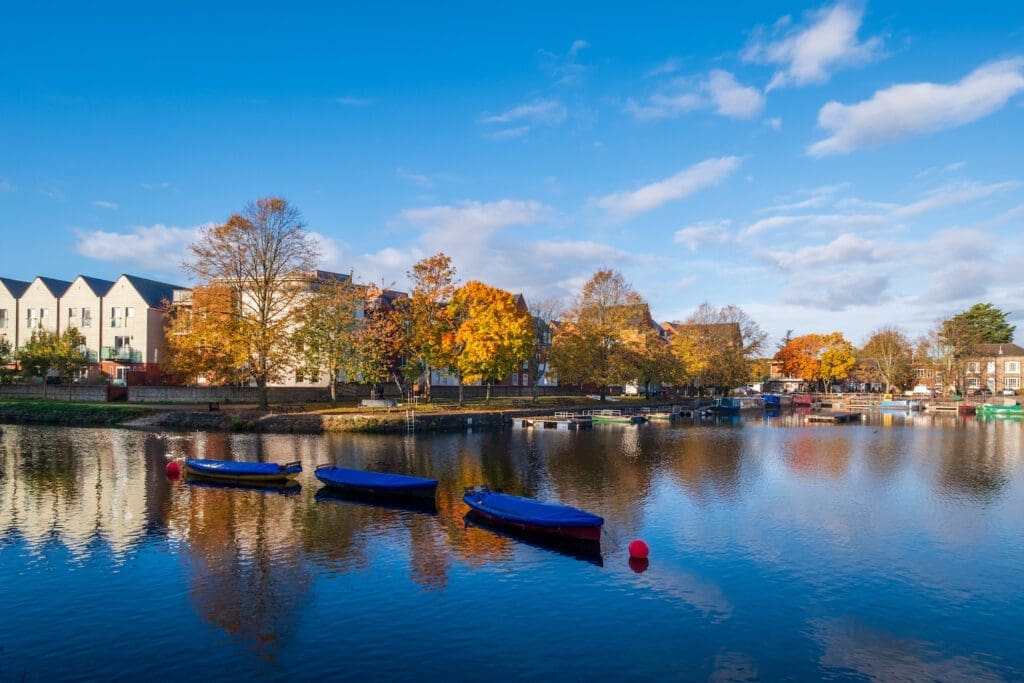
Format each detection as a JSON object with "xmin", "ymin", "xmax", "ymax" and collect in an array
[
  {"xmin": 314, "ymin": 465, "xmax": 438, "ymax": 500},
  {"xmin": 184, "ymin": 458, "xmax": 302, "ymax": 484},
  {"xmin": 462, "ymin": 486, "xmax": 604, "ymax": 541}
]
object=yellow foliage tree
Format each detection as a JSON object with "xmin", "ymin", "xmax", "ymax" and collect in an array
[
  {"xmin": 445, "ymin": 281, "xmax": 535, "ymax": 403},
  {"xmin": 163, "ymin": 284, "xmax": 249, "ymax": 385}
]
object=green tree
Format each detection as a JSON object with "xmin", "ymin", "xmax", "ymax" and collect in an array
[
  {"xmin": 951, "ymin": 303, "xmax": 1014, "ymax": 343},
  {"xmin": 16, "ymin": 328, "xmax": 88, "ymax": 397},
  {"xmin": 0, "ymin": 336, "xmax": 15, "ymax": 383},
  {"xmin": 186, "ymin": 197, "xmax": 319, "ymax": 408},
  {"xmin": 293, "ymin": 277, "xmax": 362, "ymax": 403}
]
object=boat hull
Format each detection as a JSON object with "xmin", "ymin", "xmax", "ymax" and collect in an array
[
  {"xmin": 314, "ymin": 467, "xmax": 438, "ymax": 500},
  {"xmin": 184, "ymin": 459, "xmax": 301, "ymax": 484},
  {"xmin": 462, "ymin": 489, "xmax": 603, "ymax": 542}
]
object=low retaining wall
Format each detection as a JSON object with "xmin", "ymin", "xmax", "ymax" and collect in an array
[
  {"xmin": 126, "ymin": 386, "xmax": 333, "ymax": 403},
  {"xmin": 0, "ymin": 385, "xmax": 108, "ymax": 402}
]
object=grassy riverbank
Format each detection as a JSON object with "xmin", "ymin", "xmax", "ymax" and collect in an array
[
  {"xmin": 0, "ymin": 399, "xmax": 154, "ymax": 426},
  {"xmin": 0, "ymin": 395, "xmax": 688, "ymax": 433}
]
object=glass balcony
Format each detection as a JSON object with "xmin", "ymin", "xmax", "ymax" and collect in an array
[{"xmin": 101, "ymin": 346, "xmax": 142, "ymax": 362}]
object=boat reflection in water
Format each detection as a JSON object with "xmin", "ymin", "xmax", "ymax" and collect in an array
[
  {"xmin": 315, "ymin": 486, "xmax": 438, "ymax": 514},
  {"xmin": 185, "ymin": 477, "xmax": 302, "ymax": 495},
  {"xmin": 463, "ymin": 510, "xmax": 603, "ymax": 567}
]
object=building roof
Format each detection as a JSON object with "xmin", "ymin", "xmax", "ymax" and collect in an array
[
  {"xmin": 0, "ymin": 277, "xmax": 31, "ymax": 298},
  {"xmin": 34, "ymin": 276, "xmax": 73, "ymax": 298},
  {"xmin": 120, "ymin": 274, "xmax": 182, "ymax": 308},
  {"xmin": 74, "ymin": 275, "xmax": 117, "ymax": 297},
  {"xmin": 974, "ymin": 343, "xmax": 1024, "ymax": 357}
]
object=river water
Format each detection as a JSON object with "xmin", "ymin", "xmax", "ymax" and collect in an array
[{"xmin": 1, "ymin": 413, "xmax": 1022, "ymax": 681}]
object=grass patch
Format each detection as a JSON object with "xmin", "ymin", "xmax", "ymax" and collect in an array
[{"xmin": 0, "ymin": 399, "xmax": 152, "ymax": 426}]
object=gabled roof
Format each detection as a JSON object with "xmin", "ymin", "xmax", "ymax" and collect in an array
[
  {"xmin": 73, "ymin": 275, "xmax": 116, "ymax": 297},
  {"xmin": 974, "ymin": 343, "xmax": 1024, "ymax": 357},
  {"xmin": 120, "ymin": 274, "xmax": 182, "ymax": 308},
  {"xmin": 0, "ymin": 277, "xmax": 31, "ymax": 299},
  {"xmin": 33, "ymin": 276, "xmax": 73, "ymax": 298}
]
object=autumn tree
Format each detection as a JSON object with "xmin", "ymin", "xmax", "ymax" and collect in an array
[
  {"xmin": 442, "ymin": 281, "xmax": 535, "ymax": 403},
  {"xmin": 185, "ymin": 197, "xmax": 319, "ymax": 408},
  {"xmin": 163, "ymin": 284, "xmax": 248, "ymax": 385},
  {"xmin": 355, "ymin": 287, "xmax": 409, "ymax": 400},
  {"xmin": 818, "ymin": 332, "xmax": 856, "ymax": 392},
  {"xmin": 775, "ymin": 332, "xmax": 855, "ymax": 392},
  {"xmin": 405, "ymin": 253, "xmax": 458, "ymax": 400},
  {"xmin": 548, "ymin": 269, "xmax": 647, "ymax": 400},
  {"xmin": 669, "ymin": 303, "xmax": 767, "ymax": 393},
  {"xmin": 292, "ymin": 276, "xmax": 363, "ymax": 403},
  {"xmin": 626, "ymin": 328, "xmax": 684, "ymax": 398},
  {"xmin": 775, "ymin": 334, "xmax": 823, "ymax": 385},
  {"xmin": 860, "ymin": 326, "xmax": 913, "ymax": 392}
]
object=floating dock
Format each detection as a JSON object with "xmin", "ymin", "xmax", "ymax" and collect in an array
[
  {"xmin": 805, "ymin": 411, "xmax": 862, "ymax": 424},
  {"xmin": 590, "ymin": 409, "xmax": 646, "ymax": 425},
  {"xmin": 521, "ymin": 412, "xmax": 593, "ymax": 429}
]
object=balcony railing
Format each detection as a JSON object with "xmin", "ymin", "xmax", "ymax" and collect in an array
[{"xmin": 101, "ymin": 346, "xmax": 142, "ymax": 363}]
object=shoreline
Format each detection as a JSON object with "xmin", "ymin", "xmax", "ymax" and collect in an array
[{"xmin": 0, "ymin": 398, "xmax": 691, "ymax": 434}]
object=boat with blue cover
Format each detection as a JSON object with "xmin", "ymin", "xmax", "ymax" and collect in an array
[
  {"xmin": 462, "ymin": 486, "xmax": 604, "ymax": 541},
  {"xmin": 315, "ymin": 465, "xmax": 438, "ymax": 500},
  {"xmin": 184, "ymin": 458, "xmax": 302, "ymax": 484}
]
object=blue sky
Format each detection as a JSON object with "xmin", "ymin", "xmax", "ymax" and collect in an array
[{"xmin": 2, "ymin": 1, "xmax": 1023, "ymax": 345}]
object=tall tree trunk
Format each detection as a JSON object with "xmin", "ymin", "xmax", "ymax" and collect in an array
[
  {"xmin": 599, "ymin": 385, "xmax": 606, "ymax": 401},
  {"xmin": 486, "ymin": 381, "xmax": 491, "ymax": 402},
  {"xmin": 425, "ymin": 364, "xmax": 432, "ymax": 402},
  {"xmin": 329, "ymin": 378, "xmax": 337, "ymax": 404},
  {"xmin": 458, "ymin": 381, "xmax": 464, "ymax": 406},
  {"xmin": 257, "ymin": 377, "xmax": 268, "ymax": 409}
]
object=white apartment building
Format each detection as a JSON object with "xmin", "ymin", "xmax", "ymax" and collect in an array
[{"xmin": 0, "ymin": 272, "xmax": 182, "ymax": 385}]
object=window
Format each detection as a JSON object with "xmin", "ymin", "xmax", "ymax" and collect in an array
[
  {"xmin": 81, "ymin": 308, "xmax": 92, "ymax": 328},
  {"xmin": 913, "ymin": 368, "xmax": 931, "ymax": 378},
  {"xmin": 114, "ymin": 335, "xmax": 131, "ymax": 349},
  {"xmin": 0, "ymin": 309, "xmax": 6, "ymax": 329},
  {"xmin": 26, "ymin": 308, "xmax": 40, "ymax": 329},
  {"xmin": 522, "ymin": 374, "xmax": 529, "ymax": 387},
  {"xmin": 126, "ymin": 307, "xmax": 135, "ymax": 319},
  {"xmin": 68, "ymin": 307, "xmax": 77, "ymax": 321},
  {"xmin": 110, "ymin": 307, "xmax": 124, "ymax": 328},
  {"xmin": 986, "ymin": 361, "xmax": 995, "ymax": 374},
  {"xmin": 966, "ymin": 377, "xmax": 981, "ymax": 389},
  {"xmin": 1005, "ymin": 361, "xmax": 1020, "ymax": 374},
  {"xmin": 1006, "ymin": 377, "xmax": 1020, "ymax": 390},
  {"xmin": 967, "ymin": 362, "xmax": 980, "ymax": 373},
  {"xmin": 512, "ymin": 373, "xmax": 519, "ymax": 386},
  {"xmin": 522, "ymin": 360, "xmax": 529, "ymax": 370}
]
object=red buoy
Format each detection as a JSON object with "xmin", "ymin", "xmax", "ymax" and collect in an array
[
  {"xmin": 628, "ymin": 539, "xmax": 650, "ymax": 559},
  {"xmin": 166, "ymin": 460, "xmax": 182, "ymax": 478}
]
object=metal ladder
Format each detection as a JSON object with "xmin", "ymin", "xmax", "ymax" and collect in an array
[{"xmin": 406, "ymin": 409, "xmax": 415, "ymax": 434}]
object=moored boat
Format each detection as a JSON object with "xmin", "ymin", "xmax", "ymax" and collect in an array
[
  {"xmin": 710, "ymin": 396, "xmax": 764, "ymax": 413},
  {"xmin": 590, "ymin": 409, "xmax": 646, "ymax": 424},
  {"xmin": 314, "ymin": 465, "xmax": 438, "ymax": 500},
  {"xmin": 762, "ymin": 394, "xmax": 793, "ymax": 408},
  {"xmin": 184, "ymin": 458, "xmax": 302, "ymax": 484},
  {"xmin": 462, "ymin": 486, "xmax": 604, "ymax": 541},
  {"xmin": 976, "ymin": 403, "xmax": 1023, "ymax": 416},
  {"xmin": 880, "ymin": 399, "xmax": 923, "ymax": 411}
]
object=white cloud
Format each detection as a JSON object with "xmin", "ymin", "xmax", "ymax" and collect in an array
[
  {"xmin": 673, "ymin": 220, "xmax": 734, "ymax": 251},
  {"xmin": 540, "ymin": 40, "xmax": 589, "ymax": 85},
  {"xmin": 809, "ymin": 58, "xmax": 1024, "ymax": 156},
  {"xmin": 401, "ymin": 199, "xmax": 551, "ymax": 240},
  {"xmin": 742, "ymin": 2, "xmax": 883, "ymax": 90},
  {"xmin": 648, "ymin": 58, "xmax": 683, "ymax": 78},
  {"xmin": 396, "ymin": 167, "xmax": 433, "ymax": 188},
  {"xmin": 706, "ymin": 70, "xmax": 765, "ymax": 119},
  {"xmin": 480, "ymin": 99, "xmax": 567, "ymax": 126},
  {"xmin": 488, "ymin": 126, "xmax": 530, "ymax": 140},
  {"xmin": 596, "ymin": 156, "xmax": 743, "ymax": 220},
  {"xmin": 0, "ymin": 179, "xmax": 14, "ymax": 192},
  {"xmin": 90, "ymin": 200, "xmax": 119, "ymax": 210},
  {"xmin": 782, "ymin": 271, "xmax": 891, "ymax": 311},
  {"xmin": 334, "ymin": 96, "xmax": 374, "ymax": 106},
  {"xmin": 74, "ymin": 224, "xmax": 204, "ymax": 275},
  {"xmin": 626, "ymin": 71, "xmax": 763, "ymax": 121},
  {"xmin": 141, "ymin": 181, "xmax": 171, "ymax": 190},
  {"xmin": 765, "ymin": 117, "xmax": 783, "ymax": 132},
  {"xmin": 764, "ymin": 233, "xmax": 889, "ymax": 269}
]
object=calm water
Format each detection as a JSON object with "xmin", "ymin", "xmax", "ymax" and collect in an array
[{"xmin": 1, "ymin": 413, "xmax": 1022, "ymax": 681}]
